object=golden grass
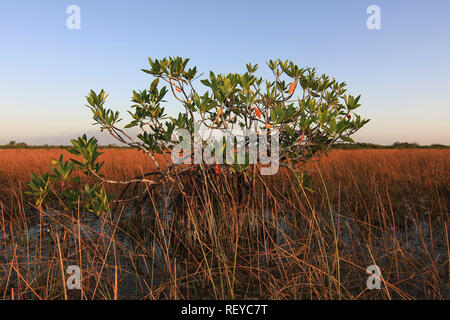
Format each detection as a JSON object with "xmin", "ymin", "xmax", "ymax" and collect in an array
[
  {"xmin": 0, "ymin": 148, "xmax": 448, "ymax": 299},
  {"xmin": 1, "ymin": 148, "xmax": 448, "ymax": 199}
]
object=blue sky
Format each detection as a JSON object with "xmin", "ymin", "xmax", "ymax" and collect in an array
[{"xmin": 0, "ymin": 0, "xmax": 449, "ymax": 145}]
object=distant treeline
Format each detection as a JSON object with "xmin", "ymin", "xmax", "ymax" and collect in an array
[
  {"xmin": 333, "ymin": 142, "xmax": 449, "ymax": 149},
  {"xmin": 0, "ymin": 141, "xmax": 128, "ymax": 149},
  {"xmin": 1, "ymin": 140, "xmax": 449, "ymax": 150}
]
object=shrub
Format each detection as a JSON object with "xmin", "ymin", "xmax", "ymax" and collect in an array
[{"xmin": 28, "ymin": 57, "xmax": 369, "ymax": 214}]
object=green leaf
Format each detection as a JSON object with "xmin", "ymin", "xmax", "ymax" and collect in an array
[{"xmin": 340, "ymin": 136, "xmax": 355, "ymax": 143}]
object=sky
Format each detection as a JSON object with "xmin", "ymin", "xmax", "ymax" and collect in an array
[{"xmin": 0, "ymin": 0, "xmax": 449, "ymax": 145}]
